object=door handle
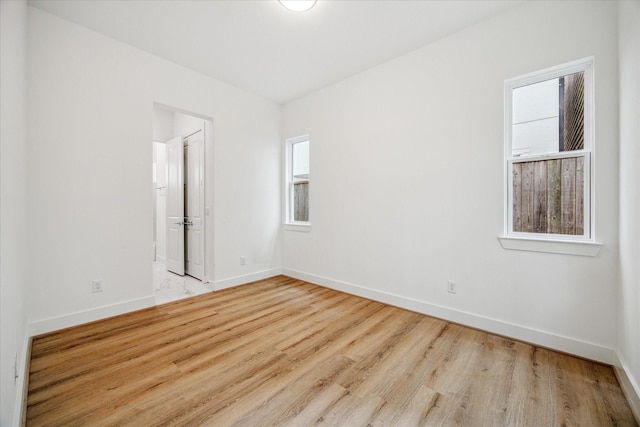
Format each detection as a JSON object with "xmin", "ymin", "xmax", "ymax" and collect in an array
[
  {"xmin": 174, "ymin": 220, "xmax": 184, "ymax": 226},
  {"xmin": 184, "ymin": 219, "xmax": 193, "ymax": 226}
]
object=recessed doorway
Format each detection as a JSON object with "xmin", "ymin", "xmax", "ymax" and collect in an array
[{"xmin": 152, "ymin": 104, "xmax": 214, "ymax": 303}]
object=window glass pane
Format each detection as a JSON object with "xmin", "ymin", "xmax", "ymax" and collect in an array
[
  {"xmin": 292, "ymin": 140, "xmax": 309, "ymax": 180},
  {"xmin": 561, "ymin": 73, "xmax": 585, "ymax": 152},
  {"xmin": 513, "ymin": 78, "xmax": 559, "ymax": 125},
  {"xmin": 293, "ymin": 181, "xmax": 309, "ymax": 222},
  {"xmin": 512, "ymin": 116, "xmax": 559, "ymax": 157},
  {"xmin": 512, "ymin": 72, "xmax": 584, "ymax": 157},
  {"xmin": 290, "ymin": 139, "xmax": 309, "ymax": 222},
  {"xmin": 512, "ymin": 156, "xmax": 584, "ymax": 235}
]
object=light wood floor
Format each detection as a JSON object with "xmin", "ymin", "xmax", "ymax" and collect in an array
[{"xmin": 27, "ymin": 276, "xmax": 637, "ymax": 426}]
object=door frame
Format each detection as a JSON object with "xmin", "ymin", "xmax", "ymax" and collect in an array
[{"xmin": 152, "ymin": 103, "xmax": 214, "ymax": 285}]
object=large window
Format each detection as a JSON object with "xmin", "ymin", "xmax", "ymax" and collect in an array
[
  {"xmin": 286, "ymin": 135, "xmax": 309, "ymax": 224},
  {"xmin": 504, "ymin": 58, "xmax": 593, "ymax": 241}
]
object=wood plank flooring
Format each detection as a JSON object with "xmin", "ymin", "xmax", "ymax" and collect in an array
[{"xmin": 26, "ymin": 276, "xmax": 637, "ymax": 426}]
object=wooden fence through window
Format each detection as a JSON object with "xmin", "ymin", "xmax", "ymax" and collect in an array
[
  {"xmin": 293, "ymin": 182, "xmax": 309, "ymax": 222},
  {"xmin": 512, "ymin": 157, "xmax": 584, "ymax": 235}
]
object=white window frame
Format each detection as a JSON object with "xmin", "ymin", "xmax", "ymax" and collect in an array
[
  {"xmin": 285, "ymin": 134, "xmax": 310, "ymax": 231},
  {"xmin": 499, "ymin": 57, "xmax": 602, "ymax": 256}
]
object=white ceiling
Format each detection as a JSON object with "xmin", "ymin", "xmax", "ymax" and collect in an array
[{"xmin": 28, "ymin": 0, "xmax": 523, "ymax": 104}]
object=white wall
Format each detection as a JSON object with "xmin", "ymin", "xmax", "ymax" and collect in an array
[
  {"xmin": 617, "ymin": 0, "xmax": 640, "ymax": 416},
  {"xmin": 153, "ymin": 107, "xmax": 174, "ymax": 143},
  {"xmin": 0, "ymin": 1, "xmax": 29, "ymax": 424},
  {"xmin": 152, "ymin": 107, "xmax": 173, "ymax": 265},
  {"xmin": 154, "ymin": 142, "xmax": 167, "ymax": 264},
  {"xmin": 27, "ymin": 7, "xmax": 282, "ymax": 332},
  {"xmin": 174, "ymin": 111, "xmax": 204, "ymax": 139},
  {"xmin": 282, "ymin": 1, "xmax": 620, "ymax": 363},
  {"xmin": 152, "ymin": 107, "xmax": 173, "ymax": 267}
]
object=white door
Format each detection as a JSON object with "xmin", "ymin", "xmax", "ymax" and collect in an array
[
  {"xmin": 166, "ymin": 136, "xmax": 185, "ymax": 276},
  {"xmin": 184, "ymin": 130, "xmax": 205, "ymax": 280}
]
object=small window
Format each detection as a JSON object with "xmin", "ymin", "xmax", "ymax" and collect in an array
[
  {"xmin": 505, "ymin": 58, "xmax": 593, "ymax": 240},
  {"xmin": 286, "ymin": 135, "xmax": 309, "ymax": 224}
]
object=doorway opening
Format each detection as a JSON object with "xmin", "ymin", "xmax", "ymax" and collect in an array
[{"xmin": 152, "ymin": 104, "xmax": 214, "ymax": 304}]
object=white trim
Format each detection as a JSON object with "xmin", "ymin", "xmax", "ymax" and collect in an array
[
  {"xmin": 614, "ymin": 352, "xmax": 640, "ymax": 422},
  {"xmin": 13, "ymin": 331, "xmax": 31, "ymax": 427},
  {"xmin": 29, "ymin": 296, "xmax": 155, "ymax": 336},
  {"xmin": 284, "ymin": 223, "xmax": 311, "ymax": 232},
  {"xmin": 286, "ymin": 134, "xmax": 310, "ymax": 145},
  {"xmin": 498, "ymin": 235, "xmax": 602, "ymax": 256},
  {"xmin": 511, "ymin": 150, "xmax": 589, "ymax": 162},
  {"xmin": 505, "ymin": 57, "xmax": 596, "ymax": 89},
  {"xmin": 282, "ymin": 268, "xmax": 615, "ymax": 364},
  {"xmin": 27, "ymin": 269, "xmax": 280, "ymax": 336},
  {"xmin": 211, "ymin": 268, "xmax": 282, "ymax": 291},
  {"xmin": 504, "ymin": 57, "xmax": 595, "ymax": 244},
  {"xmin": 18, "ymin": 270, "xmax": 630, "ymax": 421}
]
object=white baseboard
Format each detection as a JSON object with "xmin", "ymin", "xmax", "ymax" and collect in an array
[
  {"xmin": 29, "ymin": 296, "xmax": 156, "ymax": 337},
  {"xmin": 212, "ymin": 268, "xmax": 282, "ymax": 291},
  {"xmin": 614, "ymin": 352, "xmax": 640, "ymax": 422},
  {"xmin": 27, "ymin": 268, "xmax": 282, "ymax": 337},
  {"xmin": 282, "ymin": 268, "xmax": 616, "ymax": 365},
  {"xmin": 17, "ymin": 269, "xmax": 636, "ymax": 423}
]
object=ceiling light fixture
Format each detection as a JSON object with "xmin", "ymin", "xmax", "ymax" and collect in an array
[{"xmin": 278, "ymin": 0, "xmax": 317, "ymax": 13}]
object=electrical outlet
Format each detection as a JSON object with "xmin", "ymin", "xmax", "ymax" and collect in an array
[
  {"xmin": 447, "ymin": 280, "xmax": 457, "ymax": 294},
  {"xmin": 240, "ymin": 256, "xmax": 246, "ymax": 266},
  {"xmin": 92, "ymin": 279, "xmax": 103, "ymax": 293}
]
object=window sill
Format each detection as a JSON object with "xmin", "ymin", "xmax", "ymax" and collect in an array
[
  {"xmin": 284, "ymin": 223, "xmax": 311, "ymax": 232},
  {"xmin": 498, "ymin": 235, "xmax": 602, "ymax": 257}
]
